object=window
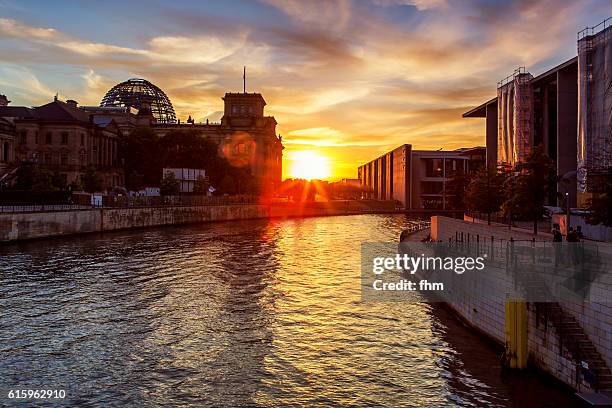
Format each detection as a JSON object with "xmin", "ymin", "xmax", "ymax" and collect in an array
[
  {"xmin": 61, "ymin": 154, "xmax": 68, "ymax": 165},
  {"xmin": 424, "ymin": 158, "xmax": 443, "ymax": 177},
  {"xmin": 46, "ymin": 132, "xmax": 52, "ymax": 144},
  {"xmin": 61, "ymin": 132, "xmax": 68, "ymax": 145},
  {"xmin": 44, "ymin": 153, "xmax": 51, "ymax": 164},
  {"xmin": 80, "ymin": 134, "xmax": 85, "ymax": 146},
  {"xmin": 232, "ymin": 106, "xmax": 238, "ymax": 114},
  {"xmin": 19, "ymin": 130, "xmax": 27, "ymax": 144},
  {"xmin": 421, "ymin": 181, "xmax": 444, "ymax": 195},
  {"xmin": 35, "ymin": 132, "xmax": 39, "ymax": 144}
]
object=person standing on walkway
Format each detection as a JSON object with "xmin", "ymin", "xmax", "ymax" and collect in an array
[{"xmin": 553, "ymin": 224, "xmax": 562, "ymax": 267}]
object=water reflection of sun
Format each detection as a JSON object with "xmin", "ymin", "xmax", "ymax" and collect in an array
[{"xmin": 289, "ymin": 150, "xmax": 331, "ymax": 180}]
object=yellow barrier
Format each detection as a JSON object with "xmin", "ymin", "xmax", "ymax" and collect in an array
[{"xmin": 505, "ymin": 300, "xmax": 528, "ymax": 369}]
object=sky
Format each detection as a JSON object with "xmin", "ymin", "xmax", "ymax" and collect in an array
[{"xmin": 0, "ymin": 0, "xmax": 610, "ymax": 180}]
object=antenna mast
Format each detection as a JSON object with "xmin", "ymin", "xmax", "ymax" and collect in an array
[{"xmin": 243, "ymin": 66, "xmax": 246, "ymax": 93}]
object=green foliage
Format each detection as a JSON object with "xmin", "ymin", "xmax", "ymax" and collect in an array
[
  {"xmin": 81, "ymin": 166, "xmax": 103, "ymax": 193},
  {"xmin": 51, "ymin": 172, "xmax": 67, "ymax": 191},
  {"xmin": 14, "ymin": 164, "xmax": 35, "ymax": 190},
  {"xmin": 31, "ymin": 168, "xmax": 55, "ymax": 193},
  {"xmin": 219, "ymin": 174, "xmax": 236, "ymax": 195},
  {"xmin": 465, "ymin": 166, "xmax": 506, "ymax": 222},
  {"xmin": 68, "ymin": 179, "xmax": 82, "ymax": 192},
  {"xmin": 329, "ymin": 182, "xmax": 363, "ymax": 200},
  {"xmin": 120, "ymin": 128, "xmax": 260, "ymax": 195},
  {"xmin": 280, "ymin": 179, "xmax": 317, "ymax": 202},
  {"xmin": 446, "ymin": 172, "xmax": 472, "ymax": 210},
  {"xmin": 12, "ymin": 164, "xmax": 67, "ymax": 192},
  {"xmin": 160, "ymin": 171, "xmax": 180, "ymax": 196},
  {"xmin": 120, "ymin": 127, "xmax": 162, "ymax": 189},
  {"xmin": 501, "ymin": 145, "xmax": 556, "ymax": 234},
  {"xmin": 585, "ymin": 173, "xmax": 612, "ymax": 227},
  {"xmin": 193, "ymin": 175, "xmax": 209, "ymax": 194},
  {"xmin": 127, "ymin": 171, "xmax": 145, "ymax": 191}
]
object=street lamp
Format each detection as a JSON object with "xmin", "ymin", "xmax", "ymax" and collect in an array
[{"xmin": 565, "ymin": 192, "xmax": 570, "ymax": 234}]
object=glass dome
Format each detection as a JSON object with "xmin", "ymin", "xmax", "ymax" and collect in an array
[{"xmin": 100, "ymin": 78, "xmax": 176, "ymax": 124}]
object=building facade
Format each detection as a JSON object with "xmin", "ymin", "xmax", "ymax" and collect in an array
[
  {"xmin": 152, "ymin": 92, "xmax": 283, "ymax": 192},
  {"xmin": 0, "ymin": 98, "xmax": 123, "ymax": 190},
  {"xmin": 358, "ymin": 145, "xmax": 484, "ymax": 209},
  {"xmin": 0, "ymin": 80, "xmax": 284, "ymax": 193},
  {"xmin": 464, "ymin": 18, "xmax": 611, "ymax": 208}
]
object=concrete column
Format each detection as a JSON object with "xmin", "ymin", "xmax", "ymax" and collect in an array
[
  {"xmin": 557, "ymin": 65, "xmax": 578, "ymax": 208},
  {"xmin": 486, "ymin": 102, "xmax": 498, "ymax": 168},
  {"xmin": 542, "ymin": 85, "xmax": 550, "ymax": 153}
]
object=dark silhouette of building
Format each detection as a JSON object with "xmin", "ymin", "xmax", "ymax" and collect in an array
[{"xmin": 151, "ymin": 91, "xmax": 283, "ymax": 191}]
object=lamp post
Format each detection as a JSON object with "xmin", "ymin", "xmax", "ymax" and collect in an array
[{"xmin": 565, "ymin": 192, "xmax": 570, "ymax": 234}]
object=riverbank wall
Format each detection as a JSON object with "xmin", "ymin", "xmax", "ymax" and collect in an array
[
  {"xmin": 428, "ymin": 216, "xmax": 612, "ymax": 394},
  {"xmin": 0, "ymin": 201, "xmax": 398, "ymax": 243}
]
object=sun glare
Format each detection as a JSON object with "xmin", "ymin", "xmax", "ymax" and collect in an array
[{"xmin": 289, "ymin": 150, "xmax": 331, "ymax": 180}]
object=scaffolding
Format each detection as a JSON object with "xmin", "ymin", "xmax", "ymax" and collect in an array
[
  {"xmin": 497, "ymin": 67, "xmax": 534, "ymax": 166},
  {"xmin": 577, "ymin": 18, "xmax": 612, "ymax": 194}
]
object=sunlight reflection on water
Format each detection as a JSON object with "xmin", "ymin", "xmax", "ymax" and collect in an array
[{"xmin": 0, "ymin": 214, "xmax": 576, "ymax": 407}]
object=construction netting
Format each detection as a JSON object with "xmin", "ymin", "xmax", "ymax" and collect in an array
[
  {"xmin": 497, "ymin": 71, "xmax": 534, "ymax": 166},
  {"xmin": 577, "ymin": 21, "xmax": 612, "ymax": 194}
]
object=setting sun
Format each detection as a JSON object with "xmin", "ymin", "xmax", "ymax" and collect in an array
[{"xmin": 288, "ymin": 150, "xmax": 331, "ymax": 180}]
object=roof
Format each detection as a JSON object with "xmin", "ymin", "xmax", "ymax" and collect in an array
[
  {"xmin": 33, "ymin": 100, "xmax": 91, "ymax": 123},
  {"xmin": 462, "ymin": 56, "xmax": 578, "ymax": 118},
  {"xmin": 223, "ymin": 92, "xmax": 266, "ymax": 105},
  {"xmin": 462, "ymin": 97, "xmax": 497, "ymax": 118},
  {"xmin": 0, "ymin": 106, "xmax": 36, "ymax": 118},
  {"xmin": 531, "ymin": 56, "xmax": 577, "ymax": 83}
]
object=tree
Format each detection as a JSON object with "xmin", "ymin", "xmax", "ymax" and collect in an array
[
  {"xmin": 446, "ymin": 172, "xmax": 472, "ymax": 210},
  {"xmin": 193, "ymin": 175, "xmax": 209, "ymax": 195},
  {"xmin": 14, "ymin": 164, "xmax": 36, "ymax": 190},
  {"xmin": 160, "ymin": 171, "xmax": 180, "ymax": 195},
  {"xmin": 127, "ymin": 171, "xmax": 145, "ymax": 191},
  {"xmin": 502, "ymin": 145, "xmax": 555, "ymax": 234},
  {"xmin": 51, "ymin": 171, "xmax": 67, "ymax": 191},
  {"xmin": 465, "ymin": 166, "xmax": 506, "ymax": 225},
  {"xmin": 31, "ymin": 168, "xmax": 55, "ymax": 193},
  {"xmin": 81, "ymin": 166, "xmax": 103, "ymax": 193},
  {"xmin": 120, "ymin": 126, "xmax": 162, "ymax": 188},
  {"xmin": 219, "ymin": 174, "xmax": 236, "ymax": 195},
  {"xmin": 585, "ymin": 171, "xmax": 612, "ymax": 227}
]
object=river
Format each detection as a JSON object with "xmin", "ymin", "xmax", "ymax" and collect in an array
[{"xmin": 0, "ymin": 214, "xmax": 578, "ymax": 407}]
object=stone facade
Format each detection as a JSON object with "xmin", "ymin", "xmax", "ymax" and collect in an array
[
  {"xmin": 152, "ymin": 92, "xmax": 283, "ymax": 191},
  {"xmin": 431, "ymin": 216, "xmax": 612, "ymax": 392},
  {"xmin": 0, "ymin": 99, "xmax": 123, "ymax": 190},
  {"xmin": 359, "ymin": 145, "xmax": 484, "ymax": 209},
  {"xmin": 0, "ymin": 117, "xmax": 15, "ymax": 175}
]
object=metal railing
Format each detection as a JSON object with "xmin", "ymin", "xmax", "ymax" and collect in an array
[
  {"xmin": 0, "ymin": 195, "xmax": 261, "ymax": 213},
  {"xmin": 577, "ymin": 17, "xmax": 611, "ymax": 40}
]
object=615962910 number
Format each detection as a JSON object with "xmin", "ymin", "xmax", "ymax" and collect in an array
[{"xmin": 7, "ymin": 389, "xmax": 66, "ymax": 399}]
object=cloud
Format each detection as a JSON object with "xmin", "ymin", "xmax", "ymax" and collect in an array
[
  {"xmin": 0, "ymin": 17, "xmax": 57, "ymax": 39},
  {"xmin": 260, "ymin": 0, "xmax": 352, "ymax": 30},
  {"xmin": 0, "ymin": 65, "xmax": 58, "ymax": 104},
  {"xmin": 371, "ymin": 0, "xmax": 448, "ymax": 10},
  {"xmin": 0, "ymin": 1, "xmax": 607, "ymax": 179}
]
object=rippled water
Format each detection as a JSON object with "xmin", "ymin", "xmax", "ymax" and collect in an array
[{"xmin": 0, "ymin": 214, "xmax": 577, "ymax": 407}]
